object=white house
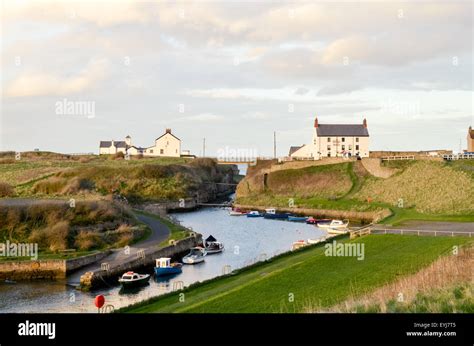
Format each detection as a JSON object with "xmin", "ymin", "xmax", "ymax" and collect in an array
[
  {"xmin": 144, "ymin": 129, "xmax": 181, "ymax": 157},
  {"xmin": 289, "ymin": 117, "xmax": 370, "ymax": 159},
  {"xmin": 99, "ymin": 129, "xmax": 183, "ymax": 157}
]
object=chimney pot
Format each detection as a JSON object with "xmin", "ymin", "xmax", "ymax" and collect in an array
[
  {"xmin": 314, "ymin": 117, "xmax": 319, "ymax": 128},
  {"xmin": 166, "ymin": 128, "xmax": 171, "ymax": 134},
  {"xmin": 363, "ymin": 118, "xmax": 367, "ymax": 128}
]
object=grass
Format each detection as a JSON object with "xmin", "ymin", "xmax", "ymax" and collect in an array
[
  {"xmin": 120, "ymin": 234, "xmax": 472, "ymax": 313},
  {"xmin": 379, "ymin": 207, "xmax": 474, "ymax": 225},
  {"xmin": 318, "ymin": 245, "xmax": 474, "ymax": 313}
]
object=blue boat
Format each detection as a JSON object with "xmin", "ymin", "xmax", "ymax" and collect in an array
[
  {"xmin": 288, "ymin": 216, "xmax": 308, "ymax": 222},
  {"xmin": 154, "ymin": 257, "xmax": 183, "ymax": 277},
  {"xmin": 263, "ymin": 208, "xmax": 292, "ymax": 220},
  {"xmin": 247, "ymin": 211, "xmax": 263, "ymax": 217}
]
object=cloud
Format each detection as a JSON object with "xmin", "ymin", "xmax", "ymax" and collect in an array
[
  {"xmin": 5, "ymin": 59, "xmax": 108, "ymax": 97},
  {"xmin": 178, "ymin": 113, "xmax": 224, "ymax": 122},
  {"xmin": 295, "ymin": 87, "xmax": 309, "ymax": 95}
]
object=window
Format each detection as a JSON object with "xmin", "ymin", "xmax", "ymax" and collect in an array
[
  {"xmin": 150, "ymin": 149, "xmax": 153, "ymax": 154},
  {"xmin": 356, "ymin": 145, "xmax": 359, "ymax": 150},
  {"xmin": 327, "ymin": 137, "xmax": 331, "ymax": 142},
  {"xmin": 342, "ymin": 138, "xmax": 345, "ymax": 142},
  {"xmin": 327, "ymin": 145, "xmax": 331, "ymax": 151},
  {"xmin": 327, "ymin": 153, "xmax": 331, "ymax": 157},
  {"xmin": 356, "ymin": 138, "xmax": 359, "ymax": 143},
  {"xmin": 313, "ymin": 139, "xmax": 316, "ymax": 145},
  {"xmin": 342, "ymin": 145, "xmax": 345, "ymax": 150},
  {"xmin": 160, "ymin": 149, "xmax": 164, "ymax": 154},
  {"xmin": 349, "ymin": 145, "xmax": 352, "ymax": 150}
]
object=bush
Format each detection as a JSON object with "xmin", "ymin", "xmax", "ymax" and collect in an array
[
  {"xmin": 75, "ymin": 230, "xmax": 103, "ymax": 250},
  {"xmin": 0, "ymin": 182, "xmax": 14, "ymax": 197}
]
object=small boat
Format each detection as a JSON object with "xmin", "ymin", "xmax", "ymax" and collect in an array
[
  {"xmin": 317, "ymin": 219, "xmax": 349, "ymax": 229},
  {"xmin": 263, "ymin": 208, "xmax": 292, "ymax": 219},
  {"xmin": 229, "ymin": 208, "xmax": 246, "ymax": 216},
  {"xmin": 307, "ymin": 236, "xmax": 327, "ymax": 244},
  {"xmin": 118, "ymin": 271, "xmax": 150, "ymax": 288},
  {"xmin": 288, "ymin": 215, "xmax": 308, "ymax": 222},
  {"xmin": 306, "ymin": 217, "xmax": 331, "ymax": 225},
  {"xmin": 204, "ymin": 235, "xmax": 224, "ymax": 254},
  {"xmin": 154, "ymin": 257, "xmax": 183, "ymax": 277},
  {"xmin": 246, "ymin": 211, "xmax": 263, "ymax": 218},
  {"xmin": 292, "ymin": 239, "xmax": 307, "ymax": 250},
  {"xmin": 182, "ymin": 247, "xmax": 207, "ymax": 264}
]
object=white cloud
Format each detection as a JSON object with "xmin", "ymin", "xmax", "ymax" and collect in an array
[{"xmin": 5, "ymin": 59, "xmax": 108, "ymax": 97}]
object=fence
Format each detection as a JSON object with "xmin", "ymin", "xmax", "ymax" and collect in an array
[
  {"xmin": 381, "ymin": 155, "xmax": 415, "ymax": 161},
  {"xmin": 372, "ymin": 228, "xmax": 472, "ymax": 237}
]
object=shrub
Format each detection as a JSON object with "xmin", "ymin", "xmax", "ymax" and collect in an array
[
  {"xmin": 0, "ymin": 182, "xmax": 14, "ymax": 197},
  {"xmin": 75, "ymin": 230, "xmax": 103, "ymax": 250}
]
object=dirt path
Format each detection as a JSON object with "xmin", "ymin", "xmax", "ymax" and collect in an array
[{"xmin": 361, "ymin": 158, "xmax": 397, "ymax": 178}]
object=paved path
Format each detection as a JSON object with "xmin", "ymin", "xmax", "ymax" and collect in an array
[
  {"xmin": 372, "ymin": 221, "xmax": 474, "ymax": 237},
  {"xmin": 67, "ymin": 213, "xmax": 170, "ymax": 285}
]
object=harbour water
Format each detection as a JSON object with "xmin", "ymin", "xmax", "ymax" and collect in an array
[{"xmin": 0, "ymin": 207, "xmax": 326, "ymax": 313}]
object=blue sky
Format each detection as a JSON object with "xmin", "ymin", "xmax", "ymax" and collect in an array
[{"xmin": 1, "ymin": 0, "xmax": 473, "ymax": 156}]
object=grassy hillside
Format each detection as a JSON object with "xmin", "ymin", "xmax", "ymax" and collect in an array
[
  {"xmin": 236, "ymin": 159, "xmax": 474, "ymax": 221},
  {"xmin": 121, "ymin": 234, "xmax": 472, "ymax": 313},
  {"xmin": 0, "ymin": 153, "xmax": 234, "ymax": 202},
  {"xmin": 355, "ymin": 161, "xmax": 474, "ymax": 214},
  {"xmin": 0, "ymin": 200, "xmax": 144, "ymax": 256}
]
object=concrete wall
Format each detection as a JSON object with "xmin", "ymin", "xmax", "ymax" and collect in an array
[{"xmin": 66, "ymin": 250, "xmax": 112, "ymax": 274}]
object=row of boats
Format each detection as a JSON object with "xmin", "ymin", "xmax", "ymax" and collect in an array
[
  {"xmin": 231, "ymin": 208, "xmax": 349, "ymax": 230},
  {"xmin": 118, "ymin": 235, "xmax": 224, "ymax": 288}
]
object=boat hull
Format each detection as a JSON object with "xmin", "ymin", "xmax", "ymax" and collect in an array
[
  {"xmin": 264, "ymin": 213, "xmax": 291, "ymax": 219},
  {"xmin": 288, "ymin": 216, "xmax": 307, "ymax": 222},
  {"xmin": 154, "ymin": 267, "xmax": 182, "ymax": 277},
  {"xmin": 119, "ymin": 275, "xmax": 150, "ymax": 288},
  {"xmin": 182, "ymin": 256, "xmax": 205, "ymax": 264}
]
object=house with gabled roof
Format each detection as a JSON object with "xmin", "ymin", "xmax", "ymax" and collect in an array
[
  {"xmin": 99, "ymin": 129, "xmax": 182, "ymax": 157},
  {"xmin": 290, "ymin": 117, "xmax": 370, "ymax": 159}
]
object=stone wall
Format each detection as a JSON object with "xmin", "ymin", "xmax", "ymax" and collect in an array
[
  {"xmin": 66, "ymin": 250, "xmax": 112, "ymax": 274},
  {"xmin": 0, "ymin": 260, "xmax": 66, "ymax": 280},
  {"xmin": 81, "ymin": 234, "xmax": 202, "ymax": 290}
]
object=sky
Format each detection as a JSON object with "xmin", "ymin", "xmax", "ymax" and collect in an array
[{"xmin": 1, "ymin": 0, "xmax": 473, "ymax": 156}]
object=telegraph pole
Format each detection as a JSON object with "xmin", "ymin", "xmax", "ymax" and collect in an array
[
  {"xmin": 273, "ymin": 131, "xmax": 276, "ymax": 159},
  {"xmin": 203, "ymin": 138, "xmax": 206, "ymax": 157}
]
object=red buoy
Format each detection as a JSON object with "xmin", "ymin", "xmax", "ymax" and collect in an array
[{"xmin": 94, "ymin": 295, "xmax": 105, "ymax": 310}]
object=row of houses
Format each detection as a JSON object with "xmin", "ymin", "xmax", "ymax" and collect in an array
[{"xmin": 99, "ymin": 129, "xmax": 189, "ymax": 157}]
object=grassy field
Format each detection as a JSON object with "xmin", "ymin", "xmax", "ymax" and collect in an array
[{"xmin": 121, "ymin": 234, "xmax": 472, "ymax": 313}]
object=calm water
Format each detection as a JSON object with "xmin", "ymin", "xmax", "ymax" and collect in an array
[{"xmin": 0, "ymin": 207, "xmax": 326, "ymax": 313}]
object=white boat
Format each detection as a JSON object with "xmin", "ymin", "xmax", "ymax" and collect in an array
[
  {"xmin": 317, "ymin": 219, "xmax": 349, "ymax": 229},
  {"xmin": 292, "ymin": 239, "xmax": 307, "ymax": 250},
  {"xmin": 307, "ymin": 237, "xmax": 326, "ymax": 244},
  {"xmin": 204, "ymin": 235, "xmax": 224, "ymax": 254},
  {"xmin": 182, "ymin": 247, "xmax": 207, "ymax": 264},
  {"xmin": 118, "ymin": 271, "xmax": 150, "ymax": 288},
  {"xmin": 229, "ymin": 208, "xmax": 246, "ymax": 216}
]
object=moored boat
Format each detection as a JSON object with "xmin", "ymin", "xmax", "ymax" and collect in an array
[
  {"xmin": 204, "ymin": 235, "xmax": 224, "ymax": 254},
  {"xmin": 288, "ymin": 215, "xmax": 308, "ymax": 222},
  {"xmin": 182, "ymin": 247, "xmax": 207, "ymax": 264},
  {"xmin": 229, "ymin": 208, "xmax": 246, "ymax": 216},
  {"xmin": 118, "ymin": 271, "xmax": 150, "ymax": 288},
  {"xmin": 154, "ymin": 257, "xmax": 183, "ymax": 277},
  {"xmin": 292, "ymin": 239, "xmax": 308, "ymax": 250},
  {"xmin": 246, "ymin": 210, "xmax": 263, "ymax": 217},
  {"xmin": 317, "ymin": 219, "xmax": 349, "ymax": 229},
  {"xmin": 263, "ymin": 208, "xmax": 292, "ymax": 219},
  {"xmin": 306, "ymin": 217, "xmax": 331, "ymax": 225}
]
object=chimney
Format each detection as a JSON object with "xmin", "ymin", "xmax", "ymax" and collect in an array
[
  {"xmin": 111, "ymin": 140, "xmax": 115, "ymax": 147},
  {"xmin": 363, "ymin": 118, "xmax": 367, "ymax": 128},
  {"xmin": 166, "ymin": 128, "xmax": 171, "ymax": 134},
  {"xmin": 314, "ymin": 117, "xmax": 319, "ymax": 128}
]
